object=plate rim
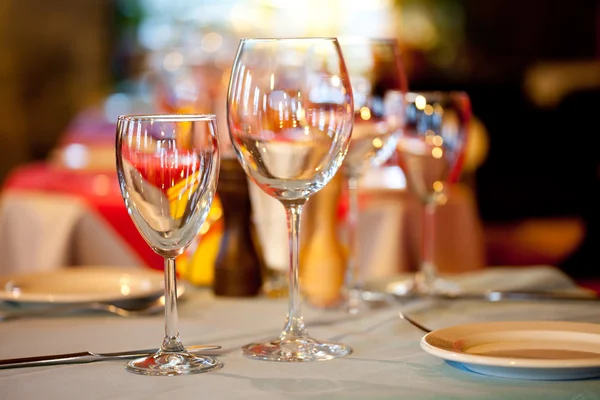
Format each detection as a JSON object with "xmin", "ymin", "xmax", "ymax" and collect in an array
[
  {"xmin": 0, "ymin": 266, "xmax": 168, "ymax": 304},
  {"xmin": 421, "ymin": 320, "xmax": 600, "ymax": 369}
]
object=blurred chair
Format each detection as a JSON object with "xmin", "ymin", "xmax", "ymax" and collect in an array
[{"xmin": 481, "ymin": 62, "xmax": 599, "ymax": 274}]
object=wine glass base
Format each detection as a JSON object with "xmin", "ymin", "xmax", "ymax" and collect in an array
[
  {"xmin": 242, "ymin": 336, "xmax": 352, "ymax": 362},
  {"xmin": 338, "ymin": 293, "xmax": 392, "ymax": 315},
  {"xmin": 340, "ymin": 300, "xmax": 372, "ymax": 315},
  {"xmin": 392, "ymin": 274, "xmax": 460, "ymax": 296},
  {"xmin": 125, "ymin": 351, "xmax": 223, "ymax": 376},
  {"xmin": 416, "ymin": 276, "xmax": 460, "ymax": 295}
]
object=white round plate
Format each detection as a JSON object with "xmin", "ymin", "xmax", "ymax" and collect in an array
[
  {"xmin": 421, "ymin": 320, "xmax": 600, "ymax": 380},
  {"xmin": 0, "ymin": 267, "xmax": 169, "ymax": 304}
]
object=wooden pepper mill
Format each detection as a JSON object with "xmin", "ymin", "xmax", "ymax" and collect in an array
[{"xmin": 212, "ymin": 157, "xmax": 263, "ymax": 297}]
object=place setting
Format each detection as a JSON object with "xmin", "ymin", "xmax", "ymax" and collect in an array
[
  {"xmin": 0, "ymin": 266, "xmax": 187, "ymax": 320},
  {"xmin": 1, "ymin": 3, "xmax": 600, "ymax": 397},
  {"xmin": 1, "ymin": 37, "xmax": 600, "ymax": 383},
  {"xmin": 417, "ymin": 318, "xmax": 600, "ymax": 381},
  {"xmin": 375, "ymin": 263, "xmax": 600, "ymax": 382}
]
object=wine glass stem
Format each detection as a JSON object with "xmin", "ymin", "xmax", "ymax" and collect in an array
[
  {"xmin": 344, "ymin": 175, "xmax": 361, "ymax": 295},
  {"xmin": 161, "ymin": 257, "xmax": 185, "ymax": 352},
  {"xmin": 419, "ymin": 202, "xmax": 438, "ymax": 287},
  {"xmin": 281, "ymin": 202, "xmax": 307, "ymax": 339}
]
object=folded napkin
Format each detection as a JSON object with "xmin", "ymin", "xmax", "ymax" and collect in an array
[
  {"xmin": 367, "ymin": 265, "xmax": 583, "ymax": 294},
  {"xmin": 446, "ymin": 265, "xmax": 580, "ymax": 292}
]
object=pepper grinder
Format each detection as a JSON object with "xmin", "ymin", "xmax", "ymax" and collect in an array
[{"xmin": 212, "ymin": 157, "xmax": 263, "ymax": 297}]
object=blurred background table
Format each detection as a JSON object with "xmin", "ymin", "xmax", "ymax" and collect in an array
[
  {"xmin": 0, "ymin": 0, "xmax": 597, "ymax": 291},
  {"xmin": 0, "ymin": 167, "xmax": 484, "ymax": 280},
  {"xmin": 0, "ymin": 108, "xmax": 485, "ymax": 282},
  {"xmin": 1, "ymin": 108, "xmax": 597, "ymax": 293}
]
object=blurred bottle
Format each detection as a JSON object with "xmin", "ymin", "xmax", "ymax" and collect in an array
[
  {"xmin": 212, "ymin": 157, "xmax": 263, "ymax": 297},
  {"xmin": 300, "ymin": 171, "xmax": 347, "ymax": 308},
  {"xmin": 248, "ymin": 181, "xmax": 289, "ymax": 298},
  {"xmin": 176, "ymin": 197, "xmax": 223, "ymax": 286},
  {"xmin": 153, "ymin": 53, "xmax": 227, "ymax": 287}
]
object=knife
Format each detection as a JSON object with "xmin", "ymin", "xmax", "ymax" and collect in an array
[
  {"xmin": 440, "ymin": 290, "xmax": 600, "ymax": 302},
  {"xmin": 363, "ymin": 290, "xmax": 600, "ymax": 303},
  {"xmin": 0, "ymin": 345, "xmax": 222, "ymax": 370}
]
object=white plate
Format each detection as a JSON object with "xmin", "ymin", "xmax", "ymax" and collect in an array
[
  {"xmin": 0, "ymin": 267, "xmax": 168, "ymax": 304},
  {"xmin": 421, "ymin": 320, "xmax": 600, "ymax": 380}
]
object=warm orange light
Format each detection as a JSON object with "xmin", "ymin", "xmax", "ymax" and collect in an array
[
  {"xmin": 360, "ymin": 106, "xmax": 371, "ymax": 120},
  {"xmin": 415, "ymin": 95, "xmax": 426, "ymax": 110},
  {"xmin": 436, "ymin": 193, "xmax": 448, "ymax": 205}
]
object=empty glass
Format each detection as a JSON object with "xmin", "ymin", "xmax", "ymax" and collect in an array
[
  {"xmin": 115, "ymin": 114, "xmax": 223, "ymax": 375},
  {"xmin": 396, "ymin": 92, "xmax": 471, "ymax": 294},
  {"xmin": 338, "ymin": 37, "xmax": 408, "ymax": 313},
  {"xmin": 227, "ymin": 38, "xmax": 354, "ymax": 361}
]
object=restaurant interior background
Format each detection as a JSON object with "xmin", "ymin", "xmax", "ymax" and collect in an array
[{"xmin": 0, "ymin": 0, "xmax": 598, "ymax": 279}]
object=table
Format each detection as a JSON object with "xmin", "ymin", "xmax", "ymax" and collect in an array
[{"xmin": 1, "ymin": 267, "xmax": 599, "ymax": 399}]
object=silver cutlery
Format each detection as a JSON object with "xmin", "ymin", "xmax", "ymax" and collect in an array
[
  {"xmin": 0, "ymin": 345, "xmax": 222, "ymax": 369},
  {"xmin": 0, "ymin": 297, "xmax": 166, "ymax": 321},
  {"xmin": 428, "ymin": 290, "xmax": 599, "ymax": 302},
  {"xmin": 399, "ymin": 312, "xmax": 432, "ymax": 333},
  {"xmin": 363, "ymin": 289, "xmax": 600, "ymax": 303}
]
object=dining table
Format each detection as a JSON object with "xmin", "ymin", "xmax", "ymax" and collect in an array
[
  {"xmin": 1, "ymin": 266, "xmax": 599, "ymax": 399},
  {"xmin": 1, "ymin": 109, "xmax": 599, "ymax": 398}
]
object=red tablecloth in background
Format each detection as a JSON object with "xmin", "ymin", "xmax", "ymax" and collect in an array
[{"xmin": 579, "ymin": 279, "xmax": 600, "ymax": 294}]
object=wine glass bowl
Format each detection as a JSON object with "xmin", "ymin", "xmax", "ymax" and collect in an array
[
  {"xmin": 228, "ymin": 39, "xmax": 353, "ymax": 203},
  {"xmin": 396, "ymin": 91, "xmax": 471, "ymax": 293},
  {"xmin": 116, "ymin": 114, "xmax": 223, "ymax": 375},
  {"xmin": 399, "ymin": 92, "xmax": 470, "ymax": 202},
  {"xmin": 119, "ymin": 128, "xmax": 218, "ymax": 257},
  {"xmin": 337, "ymin": 38, "xmax": 408, "ymax": 313},
  {"xmin": 227, "ymin": 37, "xmax": 354, "ymax": 361},
  {"xmin": 340, "ymin": 38, "xmax": 407, "ymax": 178}
]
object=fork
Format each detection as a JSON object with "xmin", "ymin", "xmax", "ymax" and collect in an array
[
  {"xmin": 0, "ymin": 298, "xmax": 165, "ymax": 321},
  {"xmin": 399, "ymin": 312, "xmax": 432, "ymax": 333}
]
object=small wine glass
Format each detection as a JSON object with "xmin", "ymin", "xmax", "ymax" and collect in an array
[
  {"xmin": 338, "ymin": 37, "xmax": 408, "ymax": 313},
  {"xmin": 115, "ymin": 114, "xmax": 223, "ymax": 375},
  {"xmin": 396, "ymin": 91, "xmax": 471, "ymax": 294},
  {"xmin": 227, "ymin": 37, "xmax": 354, "ymax": 361}
]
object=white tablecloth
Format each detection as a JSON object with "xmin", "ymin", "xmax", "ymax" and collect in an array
[
  {"xmin": 0, "ymin": 191, "xmax": 142, "ymax": 275},
  {"xmin": 1, "ymin": 267, "xmax": 599, "ymax": 399}
]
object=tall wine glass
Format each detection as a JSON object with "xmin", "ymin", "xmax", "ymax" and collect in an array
[
  {"xmin": 396, "ymin": 92, "xmax": 471, "ymax": 294},
  {"xmin": 115, "ymin": 114, "xmax": 223, "ymax": 375},
  {"xmin": 338, "ymin": 37, "xmax": 408, "ymax": 313},
  {"xmin": 227, "ymin": 38, "xmax": 354, "ymax": 361}
]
